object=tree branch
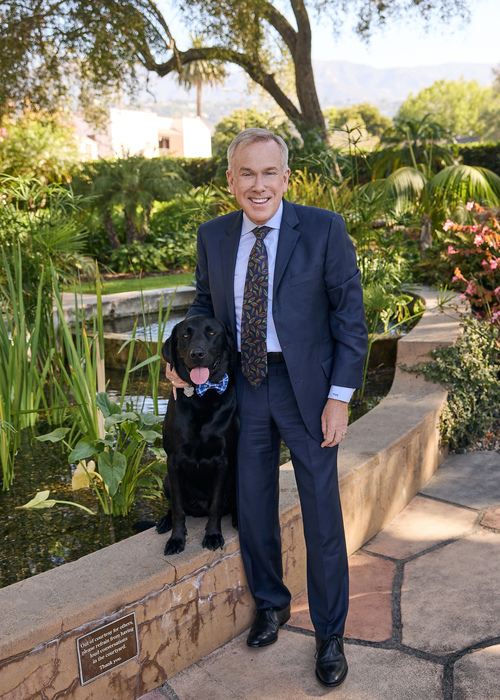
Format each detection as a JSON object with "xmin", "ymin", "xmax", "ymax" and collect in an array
[
  {"xmin": 259, "ymin": 1, "xmax": 298, "ymax": 57},
  {"xmin": 140, "ymin": 46, "xmax": 303, "ymax": 123}
]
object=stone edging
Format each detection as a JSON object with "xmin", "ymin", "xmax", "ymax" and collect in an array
[{"xmin": 0, "ymin": 287, "xmax": 462, "ymax": 699}]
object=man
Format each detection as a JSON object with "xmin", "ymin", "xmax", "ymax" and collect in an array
[{"xmin": 166, "ymin": 128, "xmax": 367, "ymax": 688}]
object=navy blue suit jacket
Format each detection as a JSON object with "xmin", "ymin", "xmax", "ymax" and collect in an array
[{"xmin": 188, "ymin": 198, "xmax": 368, "ymax": 442}]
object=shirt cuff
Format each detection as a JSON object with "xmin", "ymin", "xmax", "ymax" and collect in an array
[{"xmin": 328, "ymin": 386, "xmax": 355, "ymax": 403}]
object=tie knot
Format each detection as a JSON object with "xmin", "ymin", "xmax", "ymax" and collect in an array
[{"xmin": 252, "ymin": 225, "xmax": 272, "ymax": 240}]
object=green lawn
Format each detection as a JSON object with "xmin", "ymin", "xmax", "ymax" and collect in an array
[{"xmin": 69, "ymin": 272, "xmax": 195, "ymax": 295}]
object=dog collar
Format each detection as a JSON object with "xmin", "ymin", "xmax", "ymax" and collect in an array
[{"xmin": 195, "ymin": 374, "xmax": 229, "ymax": 397}]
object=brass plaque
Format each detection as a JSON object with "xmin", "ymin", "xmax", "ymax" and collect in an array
[{"xmin": 76, "ymin": 612, "xmax": 139, "ymax": 685}]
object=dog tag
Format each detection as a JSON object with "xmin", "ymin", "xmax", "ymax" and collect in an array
[{"xmin": 183, "ymin": 386, "xmax": 194, "ymax": 397}]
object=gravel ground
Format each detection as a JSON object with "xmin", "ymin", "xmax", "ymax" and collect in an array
[{"xmin": 456, "ymin": 417, "xmax": 500, "ymax": 453}]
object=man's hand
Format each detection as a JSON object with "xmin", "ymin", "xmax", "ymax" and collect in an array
[
  {"xmin": 165, "ymin": 363, "xmax": 189, "ymax": 400},
  {"xmin": 321, "ymin": 399, "xmax": 348, "ymax": 447}
]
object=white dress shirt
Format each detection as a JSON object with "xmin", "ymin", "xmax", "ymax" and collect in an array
[{"xmin": 234, "ymin": 201, "xmax": 354, "ymax": 403}]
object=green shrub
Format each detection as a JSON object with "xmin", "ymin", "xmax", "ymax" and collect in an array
[
  {"xmin": 456, "ymin": 142, "xmax": 500, "ymax": 175},
  {"xmin": 109, "ymin": 242, "xmax": 172, "ymax": 273},
  {"xmin": 172, "ymin": 156, "xmax": 222, "ymax": 187},
  {"xmin": 406, "ymin": 317, "xmax": 500, "ymax": 449}
]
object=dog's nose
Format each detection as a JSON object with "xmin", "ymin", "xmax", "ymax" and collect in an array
[{"xmin": 190, "ymin": 349, "xmax": 205, "ymax": 361}]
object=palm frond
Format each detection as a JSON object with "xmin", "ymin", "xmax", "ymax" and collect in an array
[
  {"xmin": 380, "ymin": 167, "xmax": 428, "ymax": 214},
  {"xmin": 428, "ymin": 165, "xmax": 500, "ymax": 206}
]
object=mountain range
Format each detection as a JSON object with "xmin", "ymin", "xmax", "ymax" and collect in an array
[{"xmin": 137, "ymin": 60, "xmax": 497, "ymax": 126}]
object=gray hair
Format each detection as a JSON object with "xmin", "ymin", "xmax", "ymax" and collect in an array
[{"xmin": 227, "ymin": 128, "xmax": 289, "ymax": 172}]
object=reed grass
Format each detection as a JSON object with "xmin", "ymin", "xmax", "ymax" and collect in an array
[{"xmin": 0, "ymin": 247, "xmax": 51, "ymax": 488}]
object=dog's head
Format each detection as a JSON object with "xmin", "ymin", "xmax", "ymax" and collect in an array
[{"xmin": 162, "ymin": 315, "xmax": 235, "ymax": 385}]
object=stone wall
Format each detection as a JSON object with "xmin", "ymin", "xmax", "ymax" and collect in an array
[{"xmin": 0, "ymin": 288, "xmax": 462, "ymax": 699}]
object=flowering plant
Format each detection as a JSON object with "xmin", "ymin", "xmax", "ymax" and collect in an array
[{"xmin": 444, "ymin": 202, "xmax": 500, "ymax": 326}]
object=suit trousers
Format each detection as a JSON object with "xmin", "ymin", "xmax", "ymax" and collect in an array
[{"xmin": 235, "ymin": 361, "xmax": 349, "ymax": 639}]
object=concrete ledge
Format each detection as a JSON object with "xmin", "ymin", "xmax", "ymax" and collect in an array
[
  {"xmin": 60, "ymin": 285, "xmax": 196, "ymax": 323},
  {"xmin": 0, "ymin": 288, "xmax": 462, "ymax": 699}
]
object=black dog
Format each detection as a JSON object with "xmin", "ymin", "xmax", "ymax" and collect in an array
[{"xmin": 158, "ymin": 315, "xmax": 239, "ymax": 555}]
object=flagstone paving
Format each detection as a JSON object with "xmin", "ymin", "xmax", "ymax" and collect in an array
[{"xmin": 138, "ymin": 450, "xmax": 500, "ymax": 700}]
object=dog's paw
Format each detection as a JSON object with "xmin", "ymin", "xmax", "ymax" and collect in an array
[
  {"xmin": 202, "ymin": 532, "xmax": 225, "ymax": 550},
  {"xmin": 156, "ymin": 514, "xmax": 173, "ymax": 534},
  {"xmin": 164, "ymin": 537, "xmax": 185, "ymax": 555}
]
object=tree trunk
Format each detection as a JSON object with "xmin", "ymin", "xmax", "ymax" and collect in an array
[
  {"xmin": 140, "ymin": 0, "xmax": 329, "ymax": 143},
  {"xmin": 420, "ymin": 215, "xmax": 433, "ymax": 253},
  {"xmin": 288, "ymin": 0, "xmax": 327, "ymax": 141},
  {"xmin": 196, "ymin": 75, "xmax": 202, "ymax": 117},
  {"xmin": 103, "ymin": 211, "xmax": 121, "ymax": 249},
  {"xmin": 124, "ymin": 213, "xmax": 140, "ymax": 244}
]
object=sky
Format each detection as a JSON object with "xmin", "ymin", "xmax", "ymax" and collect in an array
[
  {"xmin": 310, "ymin": 0, "xmax": 499, "ymax": 67},
  {"xmin": 164, "ymin": 0, "xmax": 499, "ymax": 69}
]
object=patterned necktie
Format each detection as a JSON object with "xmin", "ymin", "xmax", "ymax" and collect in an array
[{"xmin": 241, "ymin": 226, "xmax": 272, "ymax": 387}]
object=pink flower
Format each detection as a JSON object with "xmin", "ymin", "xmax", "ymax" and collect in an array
[
  {"xmin": 460, "ymin": 293, "xmax": 467, "ymax": 300},
  {"xmin": 443, "ymin": 220, "xmax": 454, "ymax": 232},
  {"xmin": 473, "ymin": 234, "xmax": 483, "ymax": 246},
  {"xmin": 466, "ymin": 201, "xmax": 475, "ymax": 211},
  {"xmin": 481, "ymin": 259, "xmax": 489, "ymax": 267},
  {"xmin": 466, "ymin": 282, "xmax": 477, "ymax": 295},
  {"xmin": 490, "ymin": 258, "xmax": 499, "ymax": 270},
  {"xmin": 447, "ymin": 245, "xmax": 457, "ymax": 254}
]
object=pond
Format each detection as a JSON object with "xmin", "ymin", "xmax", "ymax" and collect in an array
[
  {"xmin": 0, "ymin": 356, "xmax": 395, "ymax": 590},
  {"xmin": 101, "ymin": 310, "xmax": 185, "ymax": 340}
]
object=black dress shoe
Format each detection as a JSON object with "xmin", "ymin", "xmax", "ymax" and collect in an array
[
  {"xmin": 247, "ymin": 605, "xmax": 291, "ymax": 647},
  {"xmin": 315, "ymin": 634, "xmax": 348, "ymax": 687}
]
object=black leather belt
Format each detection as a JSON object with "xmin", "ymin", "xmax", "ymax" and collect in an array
[{"xmin": 237, "ymin": 352, "xmax": 285, "ymax": 364}]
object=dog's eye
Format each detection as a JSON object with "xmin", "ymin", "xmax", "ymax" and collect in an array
[
  {"xmin": 182, "ymin": 333, "xmax": 189, "ymax": 338},
  {"xmin": 208, "ymin": 331, "xmax": 216, "ymax": 336}
]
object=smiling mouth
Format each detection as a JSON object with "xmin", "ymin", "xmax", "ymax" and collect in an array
[{"xmin": 249, "ymin": 197, "xmax": 270, "ymax": 204}]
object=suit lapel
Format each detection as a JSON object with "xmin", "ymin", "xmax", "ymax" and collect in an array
[
  {"xmin": 221, "ymin": 210, "xmax": 243, "ymax": 339},
  {"xmin": 274, "ymin": 199, "xmax": 300, "ymax": 292}
]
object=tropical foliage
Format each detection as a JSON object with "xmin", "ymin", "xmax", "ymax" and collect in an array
[
  {"xmin": 176, "ymin": 32, "xmax": 227, "ymax": 118},
  {"xmin": 445, "ymin": 203, "xmax": 500, "ymax": 326},
  {"xmin": 0, "ymin": 109, "xmax": 81, "ymax": 184},
  {"xmin": 0, "ymin": 174, "xmax": 91, "ymax": 322},
  {"xmin": 74, "ymin": 156, "xmax": 188, "ymax": 247}
]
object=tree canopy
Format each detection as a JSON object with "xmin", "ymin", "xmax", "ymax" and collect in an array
[
  {"xmin": 324, "ymin": 104, "xmax": 392, "ymax": 137},
  {"xmin": 0, "ymin": 109, "xmax": 81, "ymax": 184},
  {"xmin": 212, "ymin": 109, "xmax": 294, "ymax": 156},
  {"xmin": 396, "ymin": 78, "xmax": 500, "ymax": 140},
  {"xmin": 1, "ymin": 0, "xmax": 471, "ymax": 140}
]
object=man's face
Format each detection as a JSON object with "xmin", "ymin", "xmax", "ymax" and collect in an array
[{"xmin": 226, "ymin": 140, "xmax": 290, "ymax": 225}]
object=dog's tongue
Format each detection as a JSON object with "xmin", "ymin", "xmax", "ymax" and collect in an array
[{"xmin": 190, "ymin": 367, "xmax": 210, "ymax": 385}]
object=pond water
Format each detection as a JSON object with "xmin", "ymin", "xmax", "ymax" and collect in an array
[
  {"xmin": 0, "ymin": 363, "xmax": 394, "ymax": 590},
  {"xmin": 101, "ymin": 310, "xmax": 185, "ymax": 340}
]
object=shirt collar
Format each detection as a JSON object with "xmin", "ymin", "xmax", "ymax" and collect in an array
[{"xmin": 242, "ymin": 199, "xmax": 284, "ymax": 236}]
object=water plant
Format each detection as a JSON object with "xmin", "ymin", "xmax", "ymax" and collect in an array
[
  {"xmin": 37, "ymin": 393, "xmax": 165, "ymax": 516},
  {"xmin": 0, "ymin": 247, "xmax": 54, "ymax": 488},
  {"xmin": 16, "ymin": 489, "xmax": 95, "ymax": 515}
]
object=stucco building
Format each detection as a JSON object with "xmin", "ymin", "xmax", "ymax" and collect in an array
[{"xmin": 73, "ymin": 108, "xmax": 212, "ymax": 159}]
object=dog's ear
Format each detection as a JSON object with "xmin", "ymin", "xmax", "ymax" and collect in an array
[{"xmin": 162, "ymin": 323, "xmax": 179, "ymax": 366}]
